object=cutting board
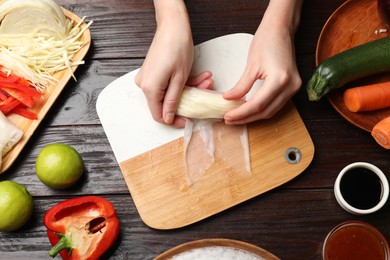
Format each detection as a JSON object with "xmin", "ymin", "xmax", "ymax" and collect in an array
[{"xmin": 96, "ymin": 33, "xmax": 315, "ymax": 230}]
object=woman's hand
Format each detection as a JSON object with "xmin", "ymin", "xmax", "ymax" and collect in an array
[
  {"xmin": 135, "ymin": 0, "xmax": 195, "ymax": 128},
  {"xmin": 223, "ymin": 0, "xmax": 303, "ymax": 125}
]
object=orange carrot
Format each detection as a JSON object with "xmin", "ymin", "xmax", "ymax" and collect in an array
[
  {"xmin": 371, "ymin": 116, "xmax": 390, "ymax": 149},
  {"xmin": 343, "ymin": 83, "xmax": 390, "ymax": 112}
]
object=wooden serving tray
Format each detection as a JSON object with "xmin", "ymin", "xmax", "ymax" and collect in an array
[
  {"xmin": 1, "ymin": 9, "xmax": 91, "ymax": 173},
  {"xmin": 317, "ymin": 0, "xmax": 390, "ymax": 131},
  {"xmin": 97, "ymin": 34, "xmax": 314, "ymax": 230}
]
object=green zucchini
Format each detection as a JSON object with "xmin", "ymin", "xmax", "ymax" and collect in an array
[{"xmin": 307, "ymin": 36, "xmax": 390, "ymax": 101}]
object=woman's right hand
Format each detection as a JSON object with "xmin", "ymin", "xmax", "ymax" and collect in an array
[{"xmin": 135, "ymin": 0, "xmax": 194, "ymax": 128}]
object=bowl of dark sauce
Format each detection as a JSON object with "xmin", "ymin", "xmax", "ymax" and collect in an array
[{"xmin": 334, "ymin": 162, "xmax": 389, "ymax": 215}]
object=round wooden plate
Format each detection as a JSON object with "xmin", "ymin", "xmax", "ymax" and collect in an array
[
  {"xmin": 154, "ymin": 238, "xmax": 280, "ymax": 259},
  {"xmin": 317, "ymin": 0, "xmax": 390, "ymax": 132}
]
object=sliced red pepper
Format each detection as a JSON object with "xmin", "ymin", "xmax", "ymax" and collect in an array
[
  {"xmin": 0, "ymin": 67, "xmax": 41, "ymax": 120},
  {"xmin": 0, "ymin": 97, "xmax": 20, "ymax": 115},
  {"xmin": 11, "ymin": 106, "xmax": 38, "ymax": 120},
  {"xmin": 44, "ymin": 196, "xmax": 120, "ymax": 260},
  {"xmin": 17, "ymin": 77, "xmax": 42, "ymax": 100},
  {"xmin": 0, "ymin": 70, "xmax": 20, "ymax": 83},
  {"xmin": 0, "ymin": 81, "xmax": 42, "ymax": 101},
  {"xmin": 0, "ymin": 90, "xmax": 8, "ymax": 101},
  {"xmin": 0, "ymin": 87, "xmax": 33, "ymax": 108}
]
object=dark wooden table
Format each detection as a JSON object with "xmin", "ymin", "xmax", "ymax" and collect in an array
[{"xmin": 1, "ymin": 0, "xmax": 389, "ymax": 259}]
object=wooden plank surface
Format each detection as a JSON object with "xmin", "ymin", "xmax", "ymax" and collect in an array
[{"xmin": 1, "ymin": 0, "xmax": 390, "ymax": 259}]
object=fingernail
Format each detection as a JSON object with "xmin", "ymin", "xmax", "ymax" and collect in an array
[{"xmin": 164, "ymin": 112, "xmax": 174, "ymax": 124}]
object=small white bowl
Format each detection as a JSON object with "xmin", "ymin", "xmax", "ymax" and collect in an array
[{"xmin": 334, "ymin": 162, "xmax": 389, "ymax": 215}]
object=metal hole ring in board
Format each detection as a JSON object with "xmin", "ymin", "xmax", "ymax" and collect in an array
[{"xmin": 285, "ymin": 147, "xmax": 302, "ymax": 164}]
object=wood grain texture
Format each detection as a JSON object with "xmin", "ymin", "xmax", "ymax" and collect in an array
[
  {"xmin": 120, "ymin": 102, "xmax": 314, "ymax": 229},
  {"xmin": 1, "ymin": 0, "xmax": 390, "ymax": 259}
]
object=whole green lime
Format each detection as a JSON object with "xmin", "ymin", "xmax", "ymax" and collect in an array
[
  {"xmin": 0, "ymin": 180, "xmax": 34, "ymax": 232},
  {"xmin": 36, "ymin": 143, "xmax": 84, "ymax": 189}
]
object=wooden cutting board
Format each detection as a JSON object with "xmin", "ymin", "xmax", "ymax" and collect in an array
[{"xmin": 96, "ymin": 33, "xmax": 314, "ymax": 230}]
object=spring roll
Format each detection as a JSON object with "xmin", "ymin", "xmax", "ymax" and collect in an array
[{"xmin": 0, "ymin": 111, "xmax": 23, "ymax": 168}]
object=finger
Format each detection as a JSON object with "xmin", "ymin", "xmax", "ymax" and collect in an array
[
  {"xmin": 223, "ymin": 67, "xmax": 259, "ymax": 100},
  {"xmin": 195, "ymin": 78, "xmax": 214, "ymax": 89},
  {"xmin": 170, "ymin": 116, "xmax": 187, "ymax": 128},
  {"xmin": 225, "ymin": 93, "xmax": 287, "ymax": 125},
  {"xmin": 145, "ymin": 90, "xmax": 165, "ymax": 124},
  {"xmin": 162, "ymin": 74, "xmax": 186, "ymax": 124},
  {"xmin": 162, "ymin": 71, "xmax": 214, "ymax": 125},
  {"xmin": 134, "ymin": 68, "xmax": 142, "ymax": 87},
  {"xmin": 224, "ymin": 99, "xmax": 264, "ymax": 125},
  {"xmin": 224, "ymin": 77, "xmax": 299, "ymax": 125},
  {"xmin": 186, "ymin": 71, "xmax": 212, "ymax": 86},
  {"xmin": 136, "ymin": 68, "xmax": 169, "ymax": 124},
  {"xmin": 224, "ymin": 78, "xmax": 279, "ymax": 122}
]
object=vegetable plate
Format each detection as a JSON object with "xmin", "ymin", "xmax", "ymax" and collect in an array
[
  {"xmin": 1, "ymin": 8, "xmax": 91, "ymax": 173},
  {"xmin": 317, "ymin": 0, "xmax": 390, "ymax": 132}
]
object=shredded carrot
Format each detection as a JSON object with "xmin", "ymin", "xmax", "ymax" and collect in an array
[
  {"xmin": 372, "ymin": 116, "xmax": 390, "ymax": 149},
  {"xmin": 343, "ymin": 83, "xmax": 390, "ymax": 112}
]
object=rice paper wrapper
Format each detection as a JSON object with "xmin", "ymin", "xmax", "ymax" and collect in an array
[
  {"xmin": 184, "ymin": 119, "xmax": 252, "ymax": 187},
  {"xmin": 0, "ymin": 111, "xmax": 23, "ymax": 169}
]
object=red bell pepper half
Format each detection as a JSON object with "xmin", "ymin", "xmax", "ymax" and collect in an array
[{"xmin": 43, "ymin": 196, "xmax": 120, "ymax": 260}]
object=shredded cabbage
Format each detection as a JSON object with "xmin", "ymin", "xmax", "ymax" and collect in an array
[
  {"xmin": 0, "ymin": 0, "xmax": 92, "ymax": 91},
  {"xmin": 0, "ymin": 0, "xmax": 68, "ymax": 38}
]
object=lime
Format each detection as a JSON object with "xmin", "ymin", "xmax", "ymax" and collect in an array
[
  {"xmin": 36, "ymin": 143, "xmax": 84, "ymax": 189},
  {"xmin": 0, "ymin": 180, "xmax": 34, "ymax": 232}
]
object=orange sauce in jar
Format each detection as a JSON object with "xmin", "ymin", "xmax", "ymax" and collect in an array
[{"xmin": 323, "ymin": 221, "xmax": 389, "ymax": 260}]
